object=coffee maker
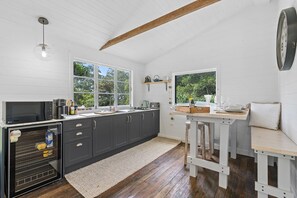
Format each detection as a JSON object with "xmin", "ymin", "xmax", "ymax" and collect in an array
[{"xmin": 53, "ymin": 99, "xmax": 66, "ymax": 119}]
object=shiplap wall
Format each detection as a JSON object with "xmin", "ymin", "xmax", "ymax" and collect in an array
[
  {"xmin": 144, "ymin": 2, "xmax": 279, "ymax": 156},
  {"xmin": 278, "ymin": 0, "xmax": 297, "ymax": 195},
  {"xmin": 0, "ymin": 17, "xmax": 145, "ymax": 120}
]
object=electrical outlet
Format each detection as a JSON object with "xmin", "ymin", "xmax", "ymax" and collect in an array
[{"xmin": 169, "ymin": 117, "xmax": 174, "ymax": 126}]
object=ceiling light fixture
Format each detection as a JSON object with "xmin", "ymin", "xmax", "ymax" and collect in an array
[{"xmin": 35, "ymin": 17, "xmax": 51, "ymax": 59}]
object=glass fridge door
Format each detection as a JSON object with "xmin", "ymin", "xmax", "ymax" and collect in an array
[{"xmin": 8, "ymin": 123, "xmax": 62, "ymax": 197}]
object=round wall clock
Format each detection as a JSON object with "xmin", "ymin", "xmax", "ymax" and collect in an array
[{"xmin": 276, "ymin": 7, "xmax": 297, "ymax": 71}]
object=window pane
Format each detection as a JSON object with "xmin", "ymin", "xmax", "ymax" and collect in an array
[
  {"xmin": 74, "ymin": 61, "xmax": 94, "ymax": 77},
  {"xmin": 99, "ymin": 94, "xmax": 115, "ymax": 106},
  {"xmin": 175, "ymin": 71, "xmax": 216, "ymax": 104},
  {"xmin": 98, "ymin": 66, "xmax": 114, "ymax": 80},
  {"xmin": 117, "ymin": 70, "xmax": 130, "ymax": 82},
  {"xmin": 118, "ymin": 94, "xmax": 129, "ymax": 105},
  {"xmin": 98, "ymin": 80, "xmax": 114, "ymax": 93},
  {"xmin": 74, "ymin": 93, "xmax": 94, "ymax": 107},
  {"xmin": 117, "ymin": 82, "xmax": 129, "ymax": 93},
  {"xmin": 74, "ymin": 77, "xmax": 94, "ymax": 92}
]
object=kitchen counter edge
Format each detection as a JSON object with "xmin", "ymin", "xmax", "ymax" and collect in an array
[{"xmin": 0, "ymin": 109, "xmax": 160, "ymax": 128}]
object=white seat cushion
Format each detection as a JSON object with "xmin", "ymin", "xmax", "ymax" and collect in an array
[{"xmin": 249, "ymin": 102, "xmax": 281, "ymax": 130}]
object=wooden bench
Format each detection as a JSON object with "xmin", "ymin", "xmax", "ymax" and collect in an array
[{"xmin": 251, "ymin": 127, "xmax": 297, "ymax": 198}]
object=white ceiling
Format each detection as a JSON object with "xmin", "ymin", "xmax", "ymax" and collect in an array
[{"xmin": 0, "ymin": 0, "xmax": 269, "ymax": 64}]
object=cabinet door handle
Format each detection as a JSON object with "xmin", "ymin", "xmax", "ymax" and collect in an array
[
  {"xmin": 76, "ymin": 123, "xmax": 82, "ymax": 127},
  {"xmin": 130, "ymin": 115, "xmax": 133, "ymax": 122},
  {"xmin": 76, "ymin": 143, "xmax": 83, "ymax": 147},
  {"xmin": 76, "ymin": 132, "xmax": 83, "ymax": 136},
  {"xmin": 93, "ymin": 120, "xmax": 97, "ymax": 130},
  {"xmin": 142, "ymin": 113, "xmax": 144, "ymax": 120},
  {"xmin": 127, "ymin": 115, "xmax": 130, "ymax": 123},
  {"xmin": 152, "ymin": 112, "xmax": 155, "ymax": 118}
]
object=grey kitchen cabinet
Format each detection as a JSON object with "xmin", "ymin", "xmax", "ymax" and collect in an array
[
  {"xmin": 93, "ymin": 116, "xmax": 114, "ymax": 156},
  {"xmin": 128, "ymin": 113, "xmax": 141, "ymax": 143},
  {"xmin": 63, "ymin": 118, "xmax": 93, "ymax": 168},
  {"xmin": 153, "ymin": 110, "xmax": 160, "ymax": 135},
  {"xmin": 64, "ymin": 137, "xmax": 92, "ymax": 167},
  {"xmin": 141, "ymin": 110, "xmax": 160, "ymax": 138},
  {"xmin": 62, "ymin": 110, "xmax": 160, "ymax": 173},
  {"xmin": 113, "ymin": 114, "xmax": 129, "ymax": 148},
  {"xmin": 141, "ymin": 111, "xmax": 154, "ymax": 138},
  {"xmin": 64, "ymin": 128, "xmax": 92, "ymax": 143},
  {"xmin": 63, "ymin": 118, "xmax": 92, "ymax": 131}
]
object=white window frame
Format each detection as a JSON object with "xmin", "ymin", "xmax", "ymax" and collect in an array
[
  {"xmin": 73, "ymin": 59, "xmax": 132, "ymax": 109},
  {"xmin": 172, "ymin": 68, "xmax": 219, "ymax": 105}
]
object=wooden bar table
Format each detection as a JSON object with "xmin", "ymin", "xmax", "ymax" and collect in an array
[{"xmin": 172, "ymin": 109, "xmax": 249, "ymax": 189}]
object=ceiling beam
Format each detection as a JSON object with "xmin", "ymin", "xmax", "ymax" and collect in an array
[{"xmin": 99, "ymin": 0, "xmax": 220, "ymax": 50}]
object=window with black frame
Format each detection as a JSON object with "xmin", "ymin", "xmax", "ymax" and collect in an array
[{"xmin": 174, "ymin": 70, "xmax": 216, "ymax": 104}]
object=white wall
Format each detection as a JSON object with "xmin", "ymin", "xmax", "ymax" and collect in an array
[
  {"xmin": 0, "ymin": 17, "xmax": 145, "ymax": 119},
  {"xmin": 144, "ymin": 2, "xmax": 279, "ymax": 156},
  {"xmin": 278, "ymin": 0, "xmax": 297, "ymax": 195}
]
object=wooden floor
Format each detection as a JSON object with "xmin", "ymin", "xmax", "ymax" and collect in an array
[{"xmin": 21, "ymin": 144, "xmax": 277, "ymax": 198}]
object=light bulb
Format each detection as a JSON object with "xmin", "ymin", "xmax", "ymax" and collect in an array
[
  {"xmin": 41, "ymin": 46, "xmax": 47, "ymax": 58},
  {"xmin": 34, "ymin": 43, "xmax": 53, "ymax": 60}
]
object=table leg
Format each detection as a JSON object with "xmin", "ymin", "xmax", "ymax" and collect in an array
[
  {"xmin": 189, "ymin": 121, "xmax": 198, "ymax": 177},
  {"xmin": 219, "ymin": 124, "xmax": 230, "ymax": 189},
  {"xmin": 257, "ymin": 152, "xmax": 268, "ymax": 198},
  {"xmin": 210, "ymin": 123, "xmax": 214, "ymax": 154},
  {"xmin": 278, "ymin": 158, "xmax": 291, "ymax": 193},
  {"xmin": 230, "ymin": 123, "xmax": 237, "ymax": 159},
  {"xmin": 184, "ymin": 125, "xmax": 189, "ymax": 166}
]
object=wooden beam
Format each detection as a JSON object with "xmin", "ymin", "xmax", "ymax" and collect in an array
[{"xmin": 100, "ymin": 0, "xmax": 220, "ymax": 50}]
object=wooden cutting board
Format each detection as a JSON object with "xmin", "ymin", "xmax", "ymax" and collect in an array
[{"xmin": 175, "ymin": 106, "xmax": 210, "ymax": 113}]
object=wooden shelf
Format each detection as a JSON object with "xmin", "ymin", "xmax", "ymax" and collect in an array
[
  {"xmin": 144, "ymin": 80, "xmax": 170, "ymax": 85},
  {"xmin": 144, "ymin": 80, "xmax": 171, "ymax": 91}
]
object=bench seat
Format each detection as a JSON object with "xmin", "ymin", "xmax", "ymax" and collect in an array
[
  {"xmin": 251, "ymin": 127, "xmax": 297, "ymax": 157},
  {"xmin": 251, "ymin": 126, "xmax": 297, "ymax": 198}
]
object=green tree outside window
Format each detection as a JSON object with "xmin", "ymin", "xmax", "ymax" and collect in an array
[
  {"xmin": 175, "ymin": 71, "xmax": 216, "ymax": 104},
  {"xmin": 73, "ymin": 61, "xmax": 131, "ymax": 108}
]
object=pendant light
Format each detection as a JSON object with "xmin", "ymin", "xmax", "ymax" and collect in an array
[{"xmin": 34, "ymin": 17, "xmax": 53, "ymax": 60}]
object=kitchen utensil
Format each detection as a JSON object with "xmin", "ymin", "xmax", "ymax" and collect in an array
[
  {"xmin": 153, "ymin": 75, "xmax": 161, "ymax": 82},
  {"xmin": 144, "ymin": 76, "xmax": 151, "ymax": 83}
]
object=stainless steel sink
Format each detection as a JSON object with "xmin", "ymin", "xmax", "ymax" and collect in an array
[
  {"xmin": 79, "ymin": 113, "xmax": 101, "ymax": 117},
  {"xmin": 80, "ymin": 109, "xmax": 143, "ymax": 117},
  {"xmin": 117, "ymin": 109, "xmax": 135, "ymax": 113},
  {"xmin": 94, "ymin": 111, "xmax": 117, "ymax": 115}
]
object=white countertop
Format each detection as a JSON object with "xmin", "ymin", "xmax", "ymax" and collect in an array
[
  {"xmin": 171, "ymin": 109, "xmax": 249, "ymax": 121},
  {"xmin": 0, "ymin": 109, "xmax": 159, "ymax": 128}
]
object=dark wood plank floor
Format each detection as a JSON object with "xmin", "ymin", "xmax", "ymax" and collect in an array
[{"xmin": 21, "ymin": 144, "xmax": 277, "ymax": 198}]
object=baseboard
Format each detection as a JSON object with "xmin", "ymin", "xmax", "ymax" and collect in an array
[
  {"xmin": 292, "ymin": 185, "xmax": 296, "ymax": 198},
  {"xmin": 213, "ymin": 143, "xmax": 254, "ymax": 157},
  {"xmin": 158, "ymin": 134, "xmax": 182, "ymax": 142},
  {"xmin": 237, "ymin": 148, "xmax": 254, "ymax": 157},
  {"xmin": 158, "ymin": 134, "xmax": 255, "ymax": 158}
]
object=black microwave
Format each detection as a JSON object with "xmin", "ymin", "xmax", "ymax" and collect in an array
[{"xmin": 3, "ymin": 101, "xmax": 53, "ymax": 124}]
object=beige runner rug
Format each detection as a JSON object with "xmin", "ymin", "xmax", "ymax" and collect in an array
[{"xmin": 65, "ymin": 137, "xmax": 180, "ymax": 198}]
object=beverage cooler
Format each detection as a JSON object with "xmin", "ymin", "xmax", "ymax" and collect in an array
[{"xmin": 5, "ymin": 123, "xmax": 62, "ymax": 197}]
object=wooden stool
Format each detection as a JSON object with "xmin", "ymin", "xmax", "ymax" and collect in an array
[
  {"xmin": 184, "ymin": 121, "xmax": 191, "ymax": 166},
  {"xmin": 200, "ymin": 123, "xmax": 214, "ymax": 160},
  {"xmin": 184, "ymin": 121, "xmax": 214, "ymax": 166}
]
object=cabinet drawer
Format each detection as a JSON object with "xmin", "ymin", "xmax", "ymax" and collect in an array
[
  {"xmin": 64, "ymin": 138, "xmax": 92, "ymax": 167},
  {"xmin": 64, "ymin": 128, "xmax": 92, "ymax": 143},
  {"xmin": 63, "ymin": 118, "xmax": 92, "ymax": 131}
]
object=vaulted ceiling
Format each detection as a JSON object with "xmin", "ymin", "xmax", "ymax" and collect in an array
[{"xmin": 0, "ymin": 0, "xmax": 269, "ymax": 64}]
